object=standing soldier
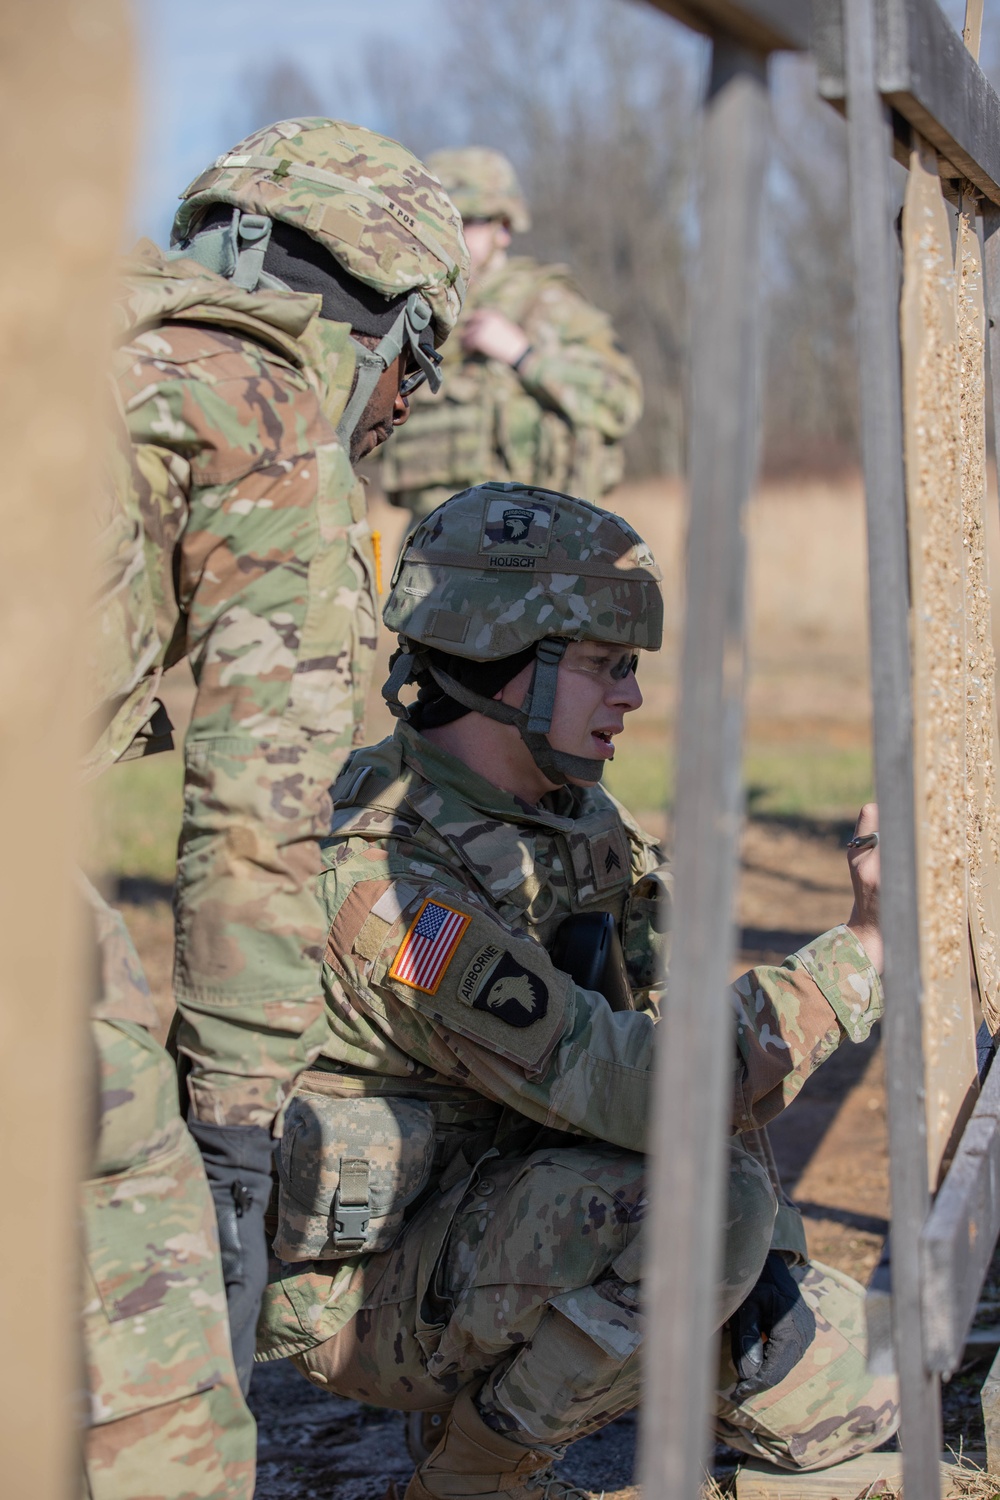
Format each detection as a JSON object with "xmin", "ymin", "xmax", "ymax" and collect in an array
[
  {"xmin": 83, "ymin": 119, "xmax": 468, "ymax": 1497},
  {"xmin": 379, "ymin": 149, "xmax": 643, "ymax": 520},
  {"xmin": 258, "ymin": 484, "xmax": 897, "ymax": 1494}
]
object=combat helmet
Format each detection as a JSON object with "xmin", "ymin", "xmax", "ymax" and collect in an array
[
  {"xmin": 427, "ymin": 147, "xmax": 531, "ymax": 233},
  {"xmin": 382, "ymin": 481, "xmax": 663, "ymax": 783},
  {"xmin": 171, "ymin": 118, "xmax": 470, "ymax": 447}
]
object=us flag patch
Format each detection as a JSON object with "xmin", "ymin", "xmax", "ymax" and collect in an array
[{"xmin": 389, "ymin": 899, "xmax": 471, "ymax": 995}]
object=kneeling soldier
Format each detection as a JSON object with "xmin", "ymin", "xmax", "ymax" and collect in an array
[{"xmin": 258, "ymin": 483, "xmax": 898, "ymax": 1492}]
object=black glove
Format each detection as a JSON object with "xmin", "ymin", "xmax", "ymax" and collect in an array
[
  {"xmin": 729, "ymin": 1251, "xmax": 816, "ymax": 1401},
  {"xmin": 188, "ymin": 1118, "xmax": 273, "ymax": 1395}
]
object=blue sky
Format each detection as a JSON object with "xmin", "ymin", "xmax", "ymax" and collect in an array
[
  {"xmin": 132, "ymin": 0, "xmax": 445, "ymax": 244},
  {"xmin": 132, "ymin": 0, "xmax": 979, "ymax": 248}
]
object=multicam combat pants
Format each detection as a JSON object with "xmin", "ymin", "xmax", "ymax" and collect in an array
[
  {"xmin": 295, "ymin": 1140, "xmax": 896, "ymax": 1468},
  {"xmin": 82, "ymin": 884, "xmax": 255, "ymax": 1500}
]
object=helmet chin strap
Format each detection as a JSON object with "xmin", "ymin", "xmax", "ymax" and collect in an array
[
  {"xmin": 383, "ymin": 638, "xmax": 606, "ymax": 785},
  {"xmin": 176, "ymin": 208, "xmax": 442, "ymax": 449},
  {"xmin": 335, "ymin": 291, "xmax": 439, "ymax": 449},
  {"xmin": 174, "ymin": 206, "xmax": 281, "ymax": 289}
]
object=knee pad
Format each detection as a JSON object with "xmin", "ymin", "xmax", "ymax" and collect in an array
[{"xmin": 715, "ymin": 1260, "xmax": 899, "ymax": 1470}]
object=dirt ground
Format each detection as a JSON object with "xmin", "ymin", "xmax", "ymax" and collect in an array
[{"xmin": 106, "ymin": 476, "xmax": 999, "ymax": 1493}]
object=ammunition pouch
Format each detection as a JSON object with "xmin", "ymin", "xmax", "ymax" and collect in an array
[{"xmin": 273, "ymin": 1068, "xmax": 499, "ymax": 1263}]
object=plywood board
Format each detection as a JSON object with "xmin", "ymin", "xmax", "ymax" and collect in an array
[
  {"xmin": 901, "ymin": 136, "xmax": 979, "ymax": 1188},
  {"xmin": 956, "ymin": 211, "xmax": 1000, "ymax": 1035},
  {"xmin": 736, "ymin": 1451, "xmax": 971, "ymax": 1500}
]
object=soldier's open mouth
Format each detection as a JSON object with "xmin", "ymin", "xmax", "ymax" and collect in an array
[{"xmin": 592, "ymin": 731, "xmax": 616, "ymax": 757}]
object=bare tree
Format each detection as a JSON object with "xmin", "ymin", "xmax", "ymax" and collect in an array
[
  {"xmin": 237, "ymin": 4, "xmax": 866, "ymax": 480},
  {"xmin": 763, "ymin": 56, "xmax": 858, "ymax": 474},
  {"xmin": 361, "ymin": 0, "xmax": 700, "ymax": 477}
]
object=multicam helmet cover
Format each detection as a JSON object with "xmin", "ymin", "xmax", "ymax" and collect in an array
[
  {"xmin": 383, "ymin": 481, "xmax": 663, "ymax": 783},
  {"xmin": 172, "ymin": 119, "xmax": 471, "ymax": 446},
  {"xmin": 426, "ymin": 147, "xmax": 531, "ymax": 234}
]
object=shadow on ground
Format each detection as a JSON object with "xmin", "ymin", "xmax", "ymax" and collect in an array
[{"xmin": 248, "ymin": 1362, "xmax": 641, "ymax": 1500}]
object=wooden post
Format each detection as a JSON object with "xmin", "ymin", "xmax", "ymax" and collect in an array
[
  {"xmin": 982, "ymin": 1344, "xmax": 1000, "ymax": 1471},
  {"xmin": 964, "ymin": 0, "xmax": 985, "ymax": 63},
  {"xmin": 0, "ymin": 2, "xmax": 132, "ymax": 1495},
  {"xmin": 640, "ymin": 37, "xmax": 770, "ymax": 1500},
  {"xmin": 843, "ymin": 0, "xmax": 943, "ymax": 1494}
]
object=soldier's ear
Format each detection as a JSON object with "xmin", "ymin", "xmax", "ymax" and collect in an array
[{"xmin": 496, "ymin": 662, "xmax": 535, "ymax": 707}]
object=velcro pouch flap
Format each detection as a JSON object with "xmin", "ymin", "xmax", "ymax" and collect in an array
[{"xmin": 274, "ymin": 1089, "xmax": 435, "ymax": 1263}]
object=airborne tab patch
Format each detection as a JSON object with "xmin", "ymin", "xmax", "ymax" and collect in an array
[{"xmin": 389, "ymin": 898, "xmax": 471, "ymax": 995}]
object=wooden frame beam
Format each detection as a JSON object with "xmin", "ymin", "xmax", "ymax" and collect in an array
[
  {"xmin": 637, "ymin": 0, "xmax": 1000, "ymax": 1490},
  {"xmin": 921, "ymin": 1056, "xmax": 1000, "ymax": 1373},
  {"xmin": 843, "ymin": 0, "xmax": 943, "ymax": 1495},
  {"xmin": 641, "ymin": 0, "xmax": 809, "ymax": 51},
  {"xmin": 647, "ymin": 0, "xmax": 1000, "ymax": 207},
  {"xmin": 817, "ymin": 0, "xmax": 1000, "ymax": 205}
]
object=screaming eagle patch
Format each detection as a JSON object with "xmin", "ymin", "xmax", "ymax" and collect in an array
[
  {"xmin": 478, "ymin": 495, "xmax": 554, "ymax": 564},
  {"xmin": 461, "ymin": 949, "xmax": 549, "ymax": 1028}
]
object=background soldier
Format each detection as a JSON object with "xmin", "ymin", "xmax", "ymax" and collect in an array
[
  {"xmin": 83, "ymin": 119, "xmax": 468, "ymax": 1495},
  {"xmin": 379, "ymin": 149, "xmax": 643, "ymax": 520},
  {"xmin": 258, "ymin": 483, "xmax": 897, "ymax": 1497}
]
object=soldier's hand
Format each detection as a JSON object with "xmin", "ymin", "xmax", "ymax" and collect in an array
[
  {"xmin": 729, "ymin": 1252, "xmax": 816, "ymax": 1401},
  {"xmin": 187, "ymin": 1118, "xmax": 274, "ymax": 1395},
  {"xmin": 461, "ymin": 308, "xmax": 531, "ymax": 367},
  {"xmin": 846, "ymin": 801, "xmax": 882, "ymax": 973}
]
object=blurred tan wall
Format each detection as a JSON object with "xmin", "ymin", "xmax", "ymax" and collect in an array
[{"xmin": 0, "ymin": 3, "xmax": 132, "ymax": 1493}]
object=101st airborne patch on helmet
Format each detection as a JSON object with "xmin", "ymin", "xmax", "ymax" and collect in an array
[{"xmin": 479, "ymin": 494, "xmax": 553, "ymax": 564}]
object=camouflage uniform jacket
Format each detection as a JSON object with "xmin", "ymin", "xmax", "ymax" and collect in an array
[
  {"xmin": 379, "ymin": 257, "xmax": 643, "ymax": 512},
  {"xmin": 110, "ymin": 240, "xmax": 378, "ymax": 1130},
  {"xmin": 258, "ymin": 723, "xmax": 882, "ymax": 1357}
]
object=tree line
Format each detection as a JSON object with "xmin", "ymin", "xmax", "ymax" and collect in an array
[{"xmin": 235, "ymin": 0, "xmax": 996, "ymax": 480}]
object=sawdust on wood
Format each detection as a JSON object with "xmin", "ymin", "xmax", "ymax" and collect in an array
[
  {"xmin": 957, "ymin": 209, "xmax": 1000, "ymax": 1032},
  {"xmin": 901, "ymin": 138, "xmax": 977, "ymax": 1185}
]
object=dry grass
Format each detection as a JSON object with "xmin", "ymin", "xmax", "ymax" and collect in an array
[
  {"xmin": 939, "ymin": 1452, "xmax": 1000, "ymax": 1500},
  {"xmin": 856, "ymin": 1452, "xmax": 999, "ymax": 1500},
  {"xmin": 729, "ymin": 1450, "xmax": 999, "ymax": 1500}
]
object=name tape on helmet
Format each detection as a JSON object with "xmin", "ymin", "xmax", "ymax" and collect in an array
[
  {"xmin": 401, "ymin": 547, "xmax": 662, "ymax": 580},
  {"xmin": 214, "ymin": 153, "xmax": 464, "ymax": 292}
]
